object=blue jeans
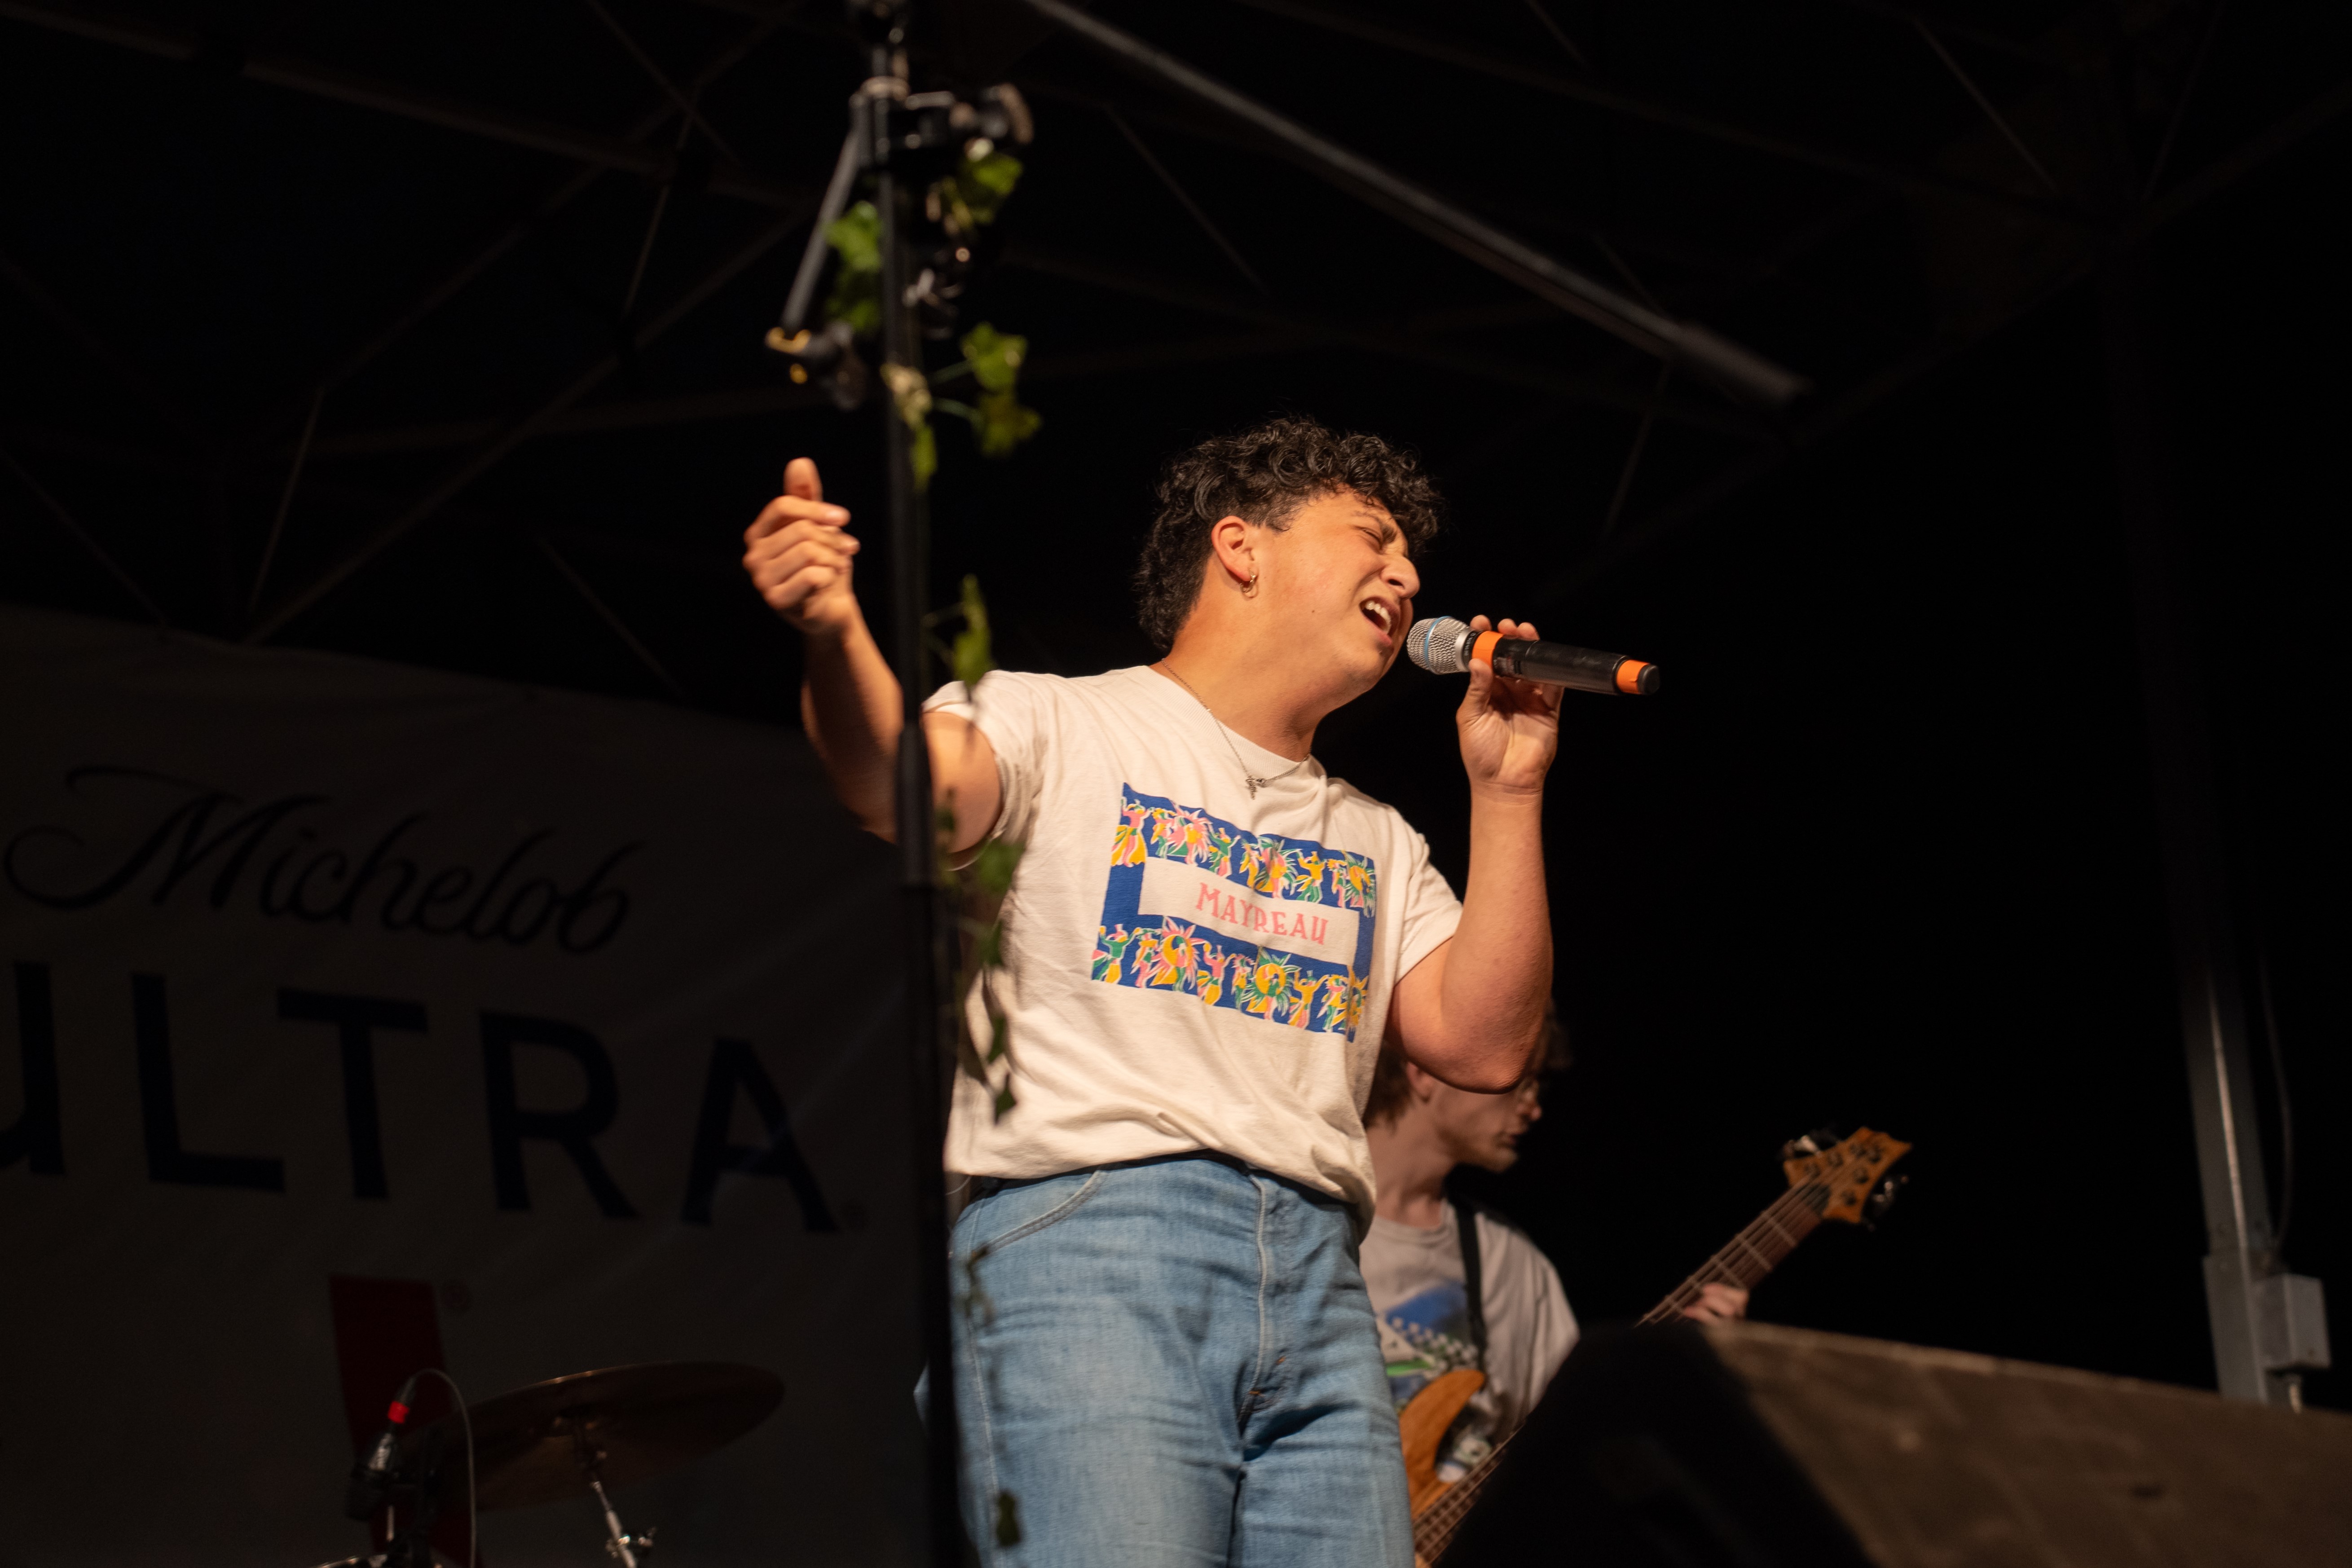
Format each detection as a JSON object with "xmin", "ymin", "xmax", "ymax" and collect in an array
[{"xmin": 950, "ymin": 1155, "xmax": 1414, "ymax": 1568}]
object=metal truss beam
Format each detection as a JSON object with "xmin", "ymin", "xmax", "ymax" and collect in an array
[
  {"xmin": 285, "ymin": 384, "xmax": 829, "ymax": 458},
  {"xmin": 1015, "ymin": 0, "xmax": 1808, "ymax": 407},
  {"xmin": 222, "ymin": 6, "xmax": 799, "ymax": 470},
  {"xmin": 1535, "ymin": 69, "xmax": 2352, "ymax": 608},
  {"xmin": 0, "ymin": 0, "xmax": 802, "ymax": 207},
  {"xmin": 4, "ymin": 0, "xmax": 1815, "ymax": 430},
  {"xmin": 1215, "ymin": 0, "xmax": 2086, "ymax": 225},
  {"xmin": 0, "ymin": 441, "xmax": 171, "ymax": 625},
  {"xmin": 1001, "ymin": 243, "xmax": 1769, "ymax": 436},
  {"xmin": 2136, "ymin": 69, "xmax": 2352, "ymax": 233},
  {"xmin": 1015, "ymin": 77, "xmax": 1782, "ymax": 289},
  {"xmin": 1818, "ymin": 0, "xmax": 2061, "ymax": 64},
  {"xmin": 245, "ymin": 206, "xmax": 808, "ymax": 643},
  {"xmin": 264, "ymin": 305, "xmax": 1730, "ymax": 460},
  {"xmin": 0, "ymin": 239, "xmax": 207, "ymax": 449}
]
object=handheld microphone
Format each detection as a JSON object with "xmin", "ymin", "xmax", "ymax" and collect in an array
[
  {"xmin": 1407, "ymin": 616, "xmax": 1660, "ymax": 696},
  {"xmin": 344, "ymin": 1373, "xmax": 418, "ymax": 1520}
]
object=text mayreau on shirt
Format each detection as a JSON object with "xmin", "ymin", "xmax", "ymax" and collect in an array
[{"xmin": 1135, "ymin": 856, "xmax": 1361, "ymax": 965}]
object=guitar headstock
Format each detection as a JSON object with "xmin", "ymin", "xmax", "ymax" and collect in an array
[{"xmin": 1782, "ymin": 1127, "xmax": 1911, "ymax": 1224}]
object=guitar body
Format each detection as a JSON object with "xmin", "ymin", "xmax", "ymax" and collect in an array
[
  {"xmin": 1398, "ymin": 1128, "xmax": 1911, "ymax": 1566},
  {"xmin": 1397, "ymin": 1367, "xmax": 1483, "ymax": 1515}
]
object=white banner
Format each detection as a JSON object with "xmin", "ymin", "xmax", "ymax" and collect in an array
[{"xmin": 0, "ymin": 607, "xmax": 922, "ymax": 1567}]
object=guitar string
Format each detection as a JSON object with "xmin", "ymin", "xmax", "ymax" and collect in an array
[
  {"xmin": 1411, "ymin": 1194, "xmax": 1815, "ymax": 1551},
  {"xmin": 1683, "ymin": 1182, "xmax": 1826, "ymax": 1287},
  {"xmin": 1421, "ymin": 1163, "xmax": 1892, "ymax": 1555},
  {"xmin": 1644, "ymin": 1188, "xmax": 1824, "ymax": 1320},
  {"xmin": 1419, "ymin": 1168, "xmax": 1894, "ymax": 1556},
  {"xmin": 1641, "ymin": 1187, "xmax": 1821, "ymax": 1321},
  {"xmin": 1419, "ymin": 1195, "xmax": 1815, "ymax": 1559},
  {"xmin": 1419, "ymin": 1182, "xmax": 1842, "ymax": 1560}
]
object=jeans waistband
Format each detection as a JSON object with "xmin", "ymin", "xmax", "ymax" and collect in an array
[{"xmin": 970, "ymin": 1147, "xmax": 1330, "ymax": 1203}]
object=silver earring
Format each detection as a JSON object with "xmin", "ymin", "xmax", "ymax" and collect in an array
[{"xmin": 1242, "ymin": 569, "xmax": 1260, "ymax": 598}]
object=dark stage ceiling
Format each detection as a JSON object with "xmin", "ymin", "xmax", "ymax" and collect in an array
[{"xmin": 4, "ymin": 0, "xmax": 2347, "ymax": 1406}]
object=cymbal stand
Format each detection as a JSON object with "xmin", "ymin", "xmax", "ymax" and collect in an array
[
  {"xmin": 378, "ymin": 1426, "xmax": 445, "ymax": 1568},
  {"xmin": 564, "ymin": 1417, "xmax": 655, "ymax": 1567}
]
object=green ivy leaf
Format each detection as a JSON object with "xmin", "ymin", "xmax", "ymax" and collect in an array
[
  {"xmin": 987, "ymin": 1013, "xmax": 1011, "ymax": 1064},
  {"xmin": 968, "ymin": 152, "xmax": 1023, "ymax": 202},
  {"xmin": 934, "ymin": 800, "xmax": 962, "ymax": 890},
  {"xmin": 955, "ymin": 153, "xmax": 1023, "ymax": 228},
  {"xmin": 973, "ymin": 836, "xmax": 1023, "ymax": 898},
  {"xmin": 951, "ymin": 573, "xmax": 995, "ymax": 689},
  {"xmin": 992, "ymin": 1082, "xmax": 1017, "ymax": 1120},
  {"xmin": 825, "ymin": 201, "xmax": 881, "ymax": 274},
  {"xmin": 820, "ymin": 201, "xmax": 883, "ymax": 338},
  {"xmin": 910, "ymin": 420, "xmax": 937, "ymax": 492},
  {"xmin": 974, "ymin": 388, "xmax": 1043, "ymax": 458},
  {"xmin": 824, "ymin": 281, "xmax": 878, "ymax": 338},
  {"xmin": 959, "ymin": 323, "xmax": 1028, "ymax": 392}
]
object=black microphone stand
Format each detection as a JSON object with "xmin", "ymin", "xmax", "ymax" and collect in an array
[
  {"xmin": 767, "ymin": 5, "xmax": 1026, "ymax": 1563},
  {"xmin": 863, "ymin": 36, "xmax": 966, "ymax": 1568}
]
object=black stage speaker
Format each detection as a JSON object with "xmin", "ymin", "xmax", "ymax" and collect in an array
[{"xmin": 1443, "ymin": 1321, "xmax": 2352, "ymax": 1568}]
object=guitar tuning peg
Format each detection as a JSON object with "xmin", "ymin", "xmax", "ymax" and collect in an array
[
  {"xmin": 1779, "ymin": 1127, "xmax": 1839, "ymax": 1159},
  {"xmin": 1861, "ymin": 1174, "xmax": 1908, "ymax": 1230}
]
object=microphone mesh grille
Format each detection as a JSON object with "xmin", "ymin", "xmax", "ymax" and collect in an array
[{"xmin": 1406, "ymin": 617, "xmax": 1472, "ymax": 675}]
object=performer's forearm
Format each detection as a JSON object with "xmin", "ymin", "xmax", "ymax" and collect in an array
[
  {"xmin": 799, "ymin": 612, "xmax": 1001, "ymax": 848},
  {"xmin": 799, "ymin": 613, "xmax": 905, "ymax": 838},
  {"xmin": 1432, "ymin": 786, "xmax": 1552, "ymax": 1088}
]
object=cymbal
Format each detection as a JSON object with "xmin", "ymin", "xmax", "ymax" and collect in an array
[{"xmin": 417, "ymin": 1361, "xmax": 783, "ymax": 1511}]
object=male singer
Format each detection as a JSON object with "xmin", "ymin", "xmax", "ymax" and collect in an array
[{"xmin": 742, "ymin": 417, "xmax": 1560, "ymax": 1568}]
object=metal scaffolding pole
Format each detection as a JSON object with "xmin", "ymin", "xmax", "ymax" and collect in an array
[{"xmin": 2099, "ymin": 250, "xmax": 2326, "ymax": 1406}]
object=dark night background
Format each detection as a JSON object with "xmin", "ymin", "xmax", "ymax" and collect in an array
[{"xmin": 4, "ymin": 0, "xmax": 2345, "ymax": 1416}]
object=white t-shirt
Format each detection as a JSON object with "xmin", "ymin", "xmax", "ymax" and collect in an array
[
  {"xmin": 1362, "ymin": 1202, "xmax": 1579, "ymax": 1480},
  {"xmin": 924, "ymin": 666, "xmax": 1463, "ymax": 1218}
]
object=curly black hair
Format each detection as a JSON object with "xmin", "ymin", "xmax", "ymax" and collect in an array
[{"xmin": 1132, "ymin": 416, "xmax": 1445, "ymax": 652}]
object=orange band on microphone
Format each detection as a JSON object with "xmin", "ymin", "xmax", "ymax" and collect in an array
[
  {"xmin": 1614, "ymin": 659, "xmax": 1650, "ymax": 695},
  {"xmin": 1471, "ymin": 630, "xmax": 1502, "ymax": 669}
]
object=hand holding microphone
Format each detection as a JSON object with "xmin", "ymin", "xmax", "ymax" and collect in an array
[
  {"xmin": 1408, "ymin": 615, "xmax": 1660, "ymax": 696},
  {"xmin": 1432, "ymin": 615, "xmax": 1567, "ymax": 801}
]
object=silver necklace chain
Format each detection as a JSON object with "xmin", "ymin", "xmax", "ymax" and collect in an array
[{"xmin": 1156, "ymin": 663, "xmax": 1309, "ymax": 799}]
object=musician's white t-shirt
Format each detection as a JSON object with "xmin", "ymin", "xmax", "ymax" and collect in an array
[
  {"xmin": 1362, "ymin": 1204, "xmax": 1579, "ymax": 1479},
  {"xmin": 924, "ymin": 666, "xmax": 1462, "ymax": 1219}
]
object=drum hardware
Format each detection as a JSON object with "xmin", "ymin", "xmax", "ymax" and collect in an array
[
  {"xmin": 320, "ymin": 1361, "xmax": 780, "ymax": 1568},
  {"xmin": 564, "ymin": 1413, "xmax": 655, "ymax": 1567}
]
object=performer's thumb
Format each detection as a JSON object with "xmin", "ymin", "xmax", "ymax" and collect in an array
[{"xmin": 785, "ymin": 456, "xmax": 824, "ymax": 504}]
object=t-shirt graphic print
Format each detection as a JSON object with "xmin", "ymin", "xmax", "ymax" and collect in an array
[
  {"xmin": 1380, "ymin": 1278, "xmax": 1480, "ymax": 1412},
  {"xmin": 1092, "ymin": 785, "xmax": 1376, "ymax": 1039}
]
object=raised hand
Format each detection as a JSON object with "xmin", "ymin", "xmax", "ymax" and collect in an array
[
  {"xmin": 1455, "ymin": 616, "xmax": 1563, "ymax": 797},
  {"xmin": 742, "ymin": 457, "xmax": 862, "ymax": 636}
]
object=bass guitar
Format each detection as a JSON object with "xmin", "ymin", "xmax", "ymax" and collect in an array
[{"xmin": 1398, "ymin": 1126, "xmax": 1911, "ymax": 1566}]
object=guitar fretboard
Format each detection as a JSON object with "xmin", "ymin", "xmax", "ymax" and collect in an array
[
  {"xmin": 1636, "ymin": 1185, "xmax": 1824, "ymax": 1324},
  {"xmin": 1411, "ymin": 1183, "xmax": 1830, "ymax": 1562}
]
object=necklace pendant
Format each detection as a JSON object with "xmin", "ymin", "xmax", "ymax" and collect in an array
[{"xmin": 1246, "ymin": 777, "xmax": 1260, "ymax": 798}]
